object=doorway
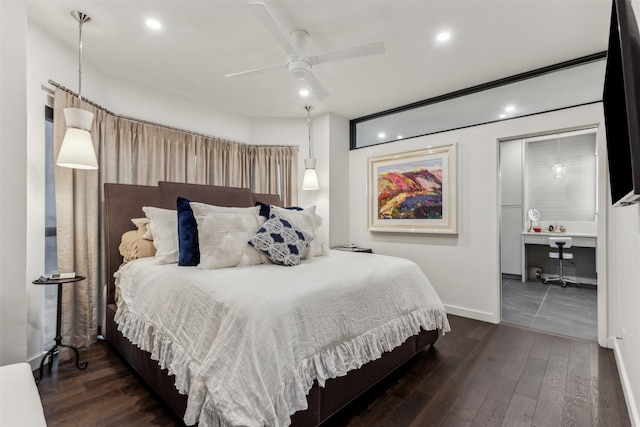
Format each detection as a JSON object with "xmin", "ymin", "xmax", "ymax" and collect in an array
[{"xmin": 499, "ymin": 128, "xmax": 598, "ymax": 341}]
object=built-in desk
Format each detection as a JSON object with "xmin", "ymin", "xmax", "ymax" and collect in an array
[
  {"xmin": 521, "ymin": 231, "xmax": 597, "ymax": 284},
  {"xmin": 522, "ymin": 231, "xmax": 596, "ymax": 247}
]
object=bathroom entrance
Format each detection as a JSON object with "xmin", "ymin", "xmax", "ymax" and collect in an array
[{"xmin": 499, "ymin": 128, "xmax": 598, "ymax": 340}]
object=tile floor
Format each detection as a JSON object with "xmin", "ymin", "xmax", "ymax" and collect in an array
[{"xmin": 501, "ymin": 276, "xmax": 598, "ymax": 341}]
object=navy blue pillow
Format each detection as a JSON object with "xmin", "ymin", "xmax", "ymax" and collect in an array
[
  {"xmin": 254, "ymin": 201, "xmax": 303, "ymax": 218},
  {"xmin": 177, "ymin": 197, "xmax": 199, "ymax": 266},
  {"xmin": 255, "ymin": 201, "xmax": 271, "ymax": 218}
]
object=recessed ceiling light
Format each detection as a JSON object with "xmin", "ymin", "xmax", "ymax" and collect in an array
[
  {"xmin": 145, "ymin": 18, "xmax": 162, "ymax": 30},
  {"xmin": 505, "ymin": 105, "xmax": 516, "ymax": 112},
  {"xmin": 396, "ymin": 135, "xmax": 403, "ymax": 139},
  {"xmin": 499, "ymin": 114, "xmax": 507, "ymax": 119},
  {"xmin": 299, "ymin": 88, "xmax": 310, "ymax": 97},
  {"xmin": 378, "ymin": 132, "xmax": 386, "ymax": 139},
  {"xmin": 436, "ymin": 31, "xmax": 451, "ymax": 42}
]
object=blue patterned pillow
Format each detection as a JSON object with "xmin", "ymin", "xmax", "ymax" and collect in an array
[{"xmin": 249, "ymin": 213, "xmax": 313, "ymax": 266}]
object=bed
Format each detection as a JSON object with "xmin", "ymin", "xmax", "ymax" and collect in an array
[{"xmin": 104, "ymin": 181, "xmax": 450, "ymax": 426}]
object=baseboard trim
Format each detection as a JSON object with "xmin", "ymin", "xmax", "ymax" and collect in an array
[
  {"xmin": 613, "ymin": 339, "xmax": 639, "ymax": 427},
  {"xmin": 444, "ymin": 304, "xmax": 497, "ymax": 324},
  {"xmin": 27, "ymin": 352, "xmax": 45, "ymax": 372}
]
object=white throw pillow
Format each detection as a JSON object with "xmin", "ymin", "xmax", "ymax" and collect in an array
[
  {"xmin": 131, "ymin": 217, "xmax": 152, "ymax": 240},
  {"xmin": 190, "ymin": 203, "xmax": 265, "ymax": 269},
  {"xmin": 270, "ymin": 205, "xmax": 324, "ymax": 258},
  {"xmin": 142, "ymin": 207, "xmax": 179, "ymax": 264}
]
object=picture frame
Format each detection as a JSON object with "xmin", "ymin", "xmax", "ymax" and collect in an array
[{"xmin": 368, "ymin": 143, "xmax": 457, "ymax": 234}]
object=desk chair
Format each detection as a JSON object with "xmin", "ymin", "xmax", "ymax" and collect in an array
[{"xmin": 544, "ymin": 237, "xmax": 580, "ymax": 287}]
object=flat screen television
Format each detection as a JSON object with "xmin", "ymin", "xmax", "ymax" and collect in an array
[{"xmin": 603, "ymin": 0, "xmax": 640, "ymax": 206}]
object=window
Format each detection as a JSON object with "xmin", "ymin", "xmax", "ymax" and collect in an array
[
  {"xmin": 43, "ymin": 106, "xmax": 57, "ymax": 350},
  {"xmin": 350, "ymin": 53, "xmax": 605, "ymax": 149}
]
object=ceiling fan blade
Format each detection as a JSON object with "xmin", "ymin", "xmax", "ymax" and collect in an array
[
  {"xmin": 309, "ymin": 40, "xmax": 385, "ymax": 66},
  {"xmin": 305, "ymin": 72, "xmax": 329, "ymax": 100},
  {"xmin": 225, "ymin": 64, "xmax": 283, "ymax": 78},
  {"xmin": 246, "ymin": 2, "xmax": 298, "ymax": 57}
]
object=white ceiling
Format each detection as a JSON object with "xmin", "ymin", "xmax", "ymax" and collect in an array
[{"xmin": 27, "ymin": 0, "xmax": 612, "ymax": 120}]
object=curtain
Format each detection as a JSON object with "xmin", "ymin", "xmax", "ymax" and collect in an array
[
  {"xmin": 53, "ymin": 88, "xmax": 298, "ymax": 357},
  {"xmin": 251, "ymin": 146, "xmax": 299, "ymax": 204}
]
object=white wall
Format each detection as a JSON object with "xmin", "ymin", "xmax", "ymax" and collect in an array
[
  {"xmin": 97, "ymin": 75, "xmax": 251, "ymax": 143},
  {"xmin": 0, "ymin": 0, "xmax": 28, "ymax": 365},
  {"xmin": 349, "ymin": 103, "xmax": 607, "ymax": 326},
  {"xmin": 609, "ymin": 2, "xmax": 640, "ymax": 425},
  {"xmin": 609, "ymin": 202, "xmax": 640, "ymax": 426},
  {"xmin": 249, "ymin": 117, "xmax": 306, "ymax": 148},
  {"xmin": 328, "ymin": 113, "xmax": 350, "ymax": 247},
  {"xmin": 307, "ymin": 113, "xmax": 330, "ymax": 245}
]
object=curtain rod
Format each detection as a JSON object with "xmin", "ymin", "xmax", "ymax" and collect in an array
[{"xmin": 47, "ymin": 80, "xmax": 298, "ymax": 150}]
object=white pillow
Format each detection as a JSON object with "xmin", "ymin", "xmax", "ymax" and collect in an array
[
  {"xmin": 142, "ymin": 207, "xmax": 178, "ymax": 264},
  {"xmin": 131, "ymin": 217, "xmax": 152, "ymax": 240},
  {"xmin": 190, "ymin": 203, "xmax": 265, "ymax": 269},
  {"xmin": 270, "ymin": 205, "xmax": 324, "ymax": 258}
]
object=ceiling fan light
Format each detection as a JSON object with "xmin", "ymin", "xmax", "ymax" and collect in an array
[{"xmin": 288, "ymin": 59, "xmax": 311, "ymax": 80}]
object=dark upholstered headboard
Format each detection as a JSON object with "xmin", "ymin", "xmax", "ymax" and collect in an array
[{"xmin": 104, "ymin": 181, "xmax": 282, "ymax": 306}]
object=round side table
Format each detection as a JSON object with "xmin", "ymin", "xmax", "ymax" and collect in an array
[{"xmin": 32, "ymin": 275, "xmax": 88, "ymax": 383}]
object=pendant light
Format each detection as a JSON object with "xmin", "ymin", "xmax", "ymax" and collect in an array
[
  {"xmin": 56, "ymin": 11, "xmax": 99, "ymax": 170},
  {"xmin": 551, "ymin": 136, "xmax": 565, "ymax": 179},
  {"xmin": 302, "ymin": 106, "xmax": 319, "ymax": 190}
]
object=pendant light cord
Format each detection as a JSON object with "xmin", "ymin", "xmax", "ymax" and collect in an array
[
  {"xmin": 305, "ymin": 106, "xmax": 313, "ymax": 158},
  {"xmin": 78, "ymin": 17, "xmax": 83, "ymax": 98},
  {"xmin": 71, "ymin": 11, "xmax": 91, "ymax": 100}
]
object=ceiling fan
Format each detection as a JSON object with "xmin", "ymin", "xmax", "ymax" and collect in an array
[{"xmin": 225, "ymin": 2, "xmax": 386, "ymax": 100}]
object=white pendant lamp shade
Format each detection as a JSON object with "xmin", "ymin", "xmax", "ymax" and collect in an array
[
  {"xmin": 57, "ymin": 11, "xmax": 98, "ymax": 170},
  {"xmin": 302, "ymin": 158, "xmax": 319, "ymax": 190},
  {"xmin": 57, "ymin": 107, "xmax": 98, "ymax": 170}
]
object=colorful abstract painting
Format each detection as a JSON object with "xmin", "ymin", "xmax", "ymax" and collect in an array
[
  {"xmin": 377, "ymin": 159, "xmax": 443, "ymax": 220},
  {"xmin": 369, "ymin": 143, "xmax": 458, "ymax": 234}
]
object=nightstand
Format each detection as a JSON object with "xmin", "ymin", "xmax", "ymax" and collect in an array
[{"xmin": 332, "ymin": 246, "xmax": 373, "ymax": 253}]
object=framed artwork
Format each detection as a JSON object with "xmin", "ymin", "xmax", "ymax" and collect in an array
[{"xmin": 368, "ymin": 143, "xmax": 457, "ymax": 234}]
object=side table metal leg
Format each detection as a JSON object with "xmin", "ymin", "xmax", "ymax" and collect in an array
[
  {"xmin": 35, "ymin": 346, "xmax": 56, "ymax": 384},
  {"xmin": 58, "ymin": 343, "xmax": 88, "ymax": 370}
]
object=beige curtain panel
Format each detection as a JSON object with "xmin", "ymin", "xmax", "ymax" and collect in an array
[{"xmin": 53, "ymin": 87, "xmax": 298, "ymax": 357}]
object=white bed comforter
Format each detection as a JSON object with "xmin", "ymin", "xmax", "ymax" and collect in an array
[{"xmin": 114, "ymin": 250, "xmax": 450, "ymax": 426}]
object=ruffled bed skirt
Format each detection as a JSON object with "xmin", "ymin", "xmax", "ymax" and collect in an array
[{"xmin": 116, "ymin": 303, "xmax": 449, "ymax": 426}]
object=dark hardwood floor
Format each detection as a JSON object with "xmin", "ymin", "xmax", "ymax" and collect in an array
[{"xmin": 36, "ymin": 315, "xmax": 631, "ymax": 426}]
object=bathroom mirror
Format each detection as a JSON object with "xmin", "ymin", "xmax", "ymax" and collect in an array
[
  {"xmin": 527, "ymin": 208, "xmax": 540, "ymax": 231},
  {"xmin": 528, "ymin": 209, "xmax": 541, "ymax": 221}
]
